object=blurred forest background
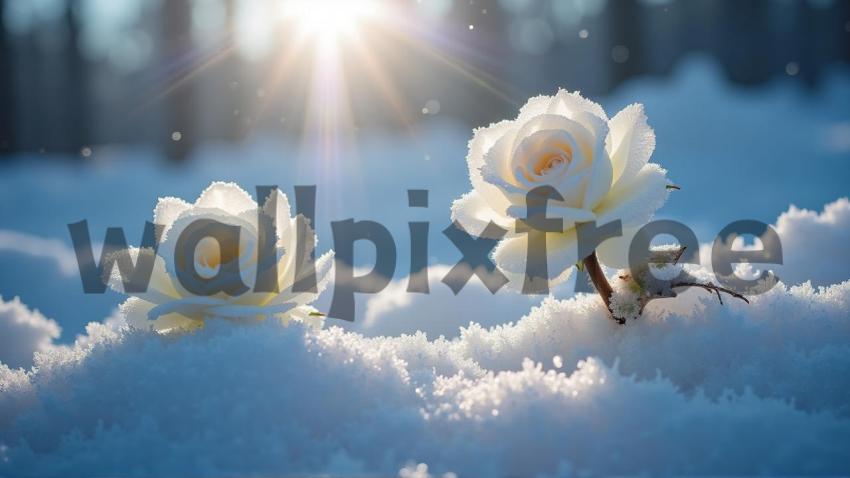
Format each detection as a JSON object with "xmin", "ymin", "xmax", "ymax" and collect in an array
[{"xmin": 1, "ymin": 0, "xmax": 849, "ymax": 161}]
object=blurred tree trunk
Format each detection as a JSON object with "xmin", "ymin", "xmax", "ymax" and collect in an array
[
  {"xmin": 607, "ymin": 0, "xmax": 645, "ymax": 91},
  {"xmin": 163, "ymin": 0, "xmax": 195, "ymax": 161},
  {"xmin": 0, "ymin": 1, "xmax": 15, "ymax": 156},
  {"xmin": 64, "ymin": 0, "xmax": 89, "ymax": 155}
]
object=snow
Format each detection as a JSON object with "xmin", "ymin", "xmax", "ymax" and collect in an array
[
  {"xmin": 0, "ymin": 231, "xmax": 77, "ymax": 278},
  {"xmin": 698, "ymin": 197, "xmax": 850, "ymax": 288},
  {"xmin": 0, "ymin": 296, "xmax": 61, "ymax": 369},
  {"xmin": 347, "ymin": 264, "xmax": 542, "ymax": 339},
  {"xmin": 2, "ymin": 272, "xmax": 849, "ymax": 476},
  {"xmin": 772, "ymin": 197, "xmax": 850, "ymax": 286}
]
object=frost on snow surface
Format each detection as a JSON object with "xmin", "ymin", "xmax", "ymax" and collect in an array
[{"xmin": 2, "ymin": 276, "xmax": 850, "ymax": 477}]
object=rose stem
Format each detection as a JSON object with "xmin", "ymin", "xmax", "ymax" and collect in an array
[{"xmin": 582, "ymin": 251, "xmax": 625, "ymax": 324}]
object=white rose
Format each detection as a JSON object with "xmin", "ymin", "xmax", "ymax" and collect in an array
[
  {"xmin": 113, "ymin": 182, "xmax": 333, "ymax": 333},
  {"xmin": 451, "ymin": 89, "xmax": 669, "ymax": 284}
]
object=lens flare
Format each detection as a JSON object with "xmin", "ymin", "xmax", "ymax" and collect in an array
[{"xmin": 280, "ymin": 0, "xmax": 381, "ymax": 48}]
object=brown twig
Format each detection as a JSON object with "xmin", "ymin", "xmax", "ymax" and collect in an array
[
  {"xmin": 582, "ymin": 252, "xmax": 625, "ymax": 324},
  {"xmin": 670, "ymin": 281, "xmax": 750, "ymax": 305}
]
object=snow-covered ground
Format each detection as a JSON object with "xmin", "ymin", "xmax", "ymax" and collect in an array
[
  {"xmin": 2, "ymin": 271, "xmax": 849, "ymax": 476},
  {"xmin": 1, "ymin": 56, "xmax": 850, "ymax": 476}
]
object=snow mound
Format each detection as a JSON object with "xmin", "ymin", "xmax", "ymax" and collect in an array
[
  {"xmin": 0, "ymin": 296, "xmax": 61, "ymax": 369},
  {"xmin": 774, "ymin": 197, "xmax": 850, "ymax": 286},
  {"xmin": 2, "ymin": 276, "xmax": 850, "ymax": 476},
  {"xmin": 698, "ymin": 197, "xmax": 850, "ymax": 289}
]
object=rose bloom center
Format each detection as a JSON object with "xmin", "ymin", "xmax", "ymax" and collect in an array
[{"xmin": 534, "ymin": 144, "xmax": 572, "ymax": 176}]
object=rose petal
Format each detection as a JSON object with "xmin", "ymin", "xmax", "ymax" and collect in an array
[
  {"xmin": 511, "ymin": 129, "xmax": 583, "ymax": 180},
  {"xmin": 512, "ymin": 115, "xmax": 596, "ymax": 161},
  {"xmin": 581, "ymin": 120, "xmax": 614, "ymax": 210},
  {"xmin": 194, "ymin": 181, "xmax": 258, "ymax": 215},
  {"xmin": 120, "ymin": 297, "xmax": 200, "ymax": 333},
  {"xmin": 268, "ymin": 249, "xmax": 335, "ymax": 307},
  {"xmin": 107, "ymin": 248, "xmax": 181, "ymax": 303},
  {"xmin": 153, "ymin": 197, "xmax": 192, "ymax": 234},
  {"xmin": 147, "ymin": 296, "xmax": 227, "ymax": 321},
  {"xmin": 517, "ymin": 94, "xmax": 555, "ymax": 122},
  {"xmin": 469, "ymin": 122, "xmax": 518, "ymax": 215},
  {"xmin": 595, "ymin": 163, "xmax": 669, "ymax": 228},
  {"xmin": 606, "ymin": 103, "xmax": 656, "ymax": 189},
  {"xmin": 311, "ymin": 250, "xmax": 335, "ymax": 297},
  {"xmin": 505, "ymin": 203, "xmax": 596, "ymax": 224},
  {"xmin": 481, "ymin": 125, "xmax": 522, "ymax": 186},
  {"xmin": 468, "ymin": 120, "xmax": 515, "ymax": 186},
  {"xmin": 493, "ymin": 228, "xmax": 579, "ymax": 283},
  {"xmin": 546, "ymin": 89, "xmax": 609, "ymax": 122},
  {"xmin": 595, "ymin": 226, "xmax": 641, "ymax": 269},
  {"xmin": 157, "ymin": 206, "xmax": 260, "ymax": 289},
  {"xmin": 451, "ymin": 190, "xmax": 513, "ymax": 238},
  {"xmin": 260, "ymin": 189, "xmax": 294, "ymax": 244}
]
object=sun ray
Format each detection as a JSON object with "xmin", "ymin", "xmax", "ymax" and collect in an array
[
  {"xmin": 346, "ymin": 30, "xmax": 418, "ymax": 137},
  {"xmin": 388, "ymin": 21, "xmax": 522, "ymax": 108},
  {"xmin": 242, "ymin": 30, "xmax": 313, "ymax": 136},
  {"xmin": 128, "ymin": 0, "xmax": 528, "ymax": 166},
  {"xmin": 125, "ymin": 34, "xmax": 238, "ymax": 119}
]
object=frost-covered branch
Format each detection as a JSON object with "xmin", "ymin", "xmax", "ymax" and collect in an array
[{"xmin": 585, "ymin": 246, "xmax": 749, "ymax": 324}]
